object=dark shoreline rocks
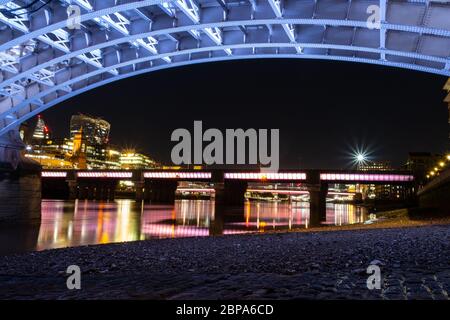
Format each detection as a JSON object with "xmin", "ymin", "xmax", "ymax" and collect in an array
[{"xmin": 0, "ymin": 224, "xmax": 449, "ymax": 299}]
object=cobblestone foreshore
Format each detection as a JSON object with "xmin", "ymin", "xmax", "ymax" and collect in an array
[{"xmin": 0, "ymin": 224, "xmax": 449, "ymax": 300}]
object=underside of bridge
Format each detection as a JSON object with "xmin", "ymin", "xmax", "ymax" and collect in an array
[{"xmin": 0, "ymin": 1, "xmax": 449, "ymax": 160}]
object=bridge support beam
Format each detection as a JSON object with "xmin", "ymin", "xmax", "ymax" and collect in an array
[
  {"xmin": 134, "ymin": 181, "xmax": 145, "ymax": 202},
  {"xmin": 63, "ymin": 171, "xmax": 78, "ymax": 200},
  {"xmin": 0, "ymin": 130, "xmax": 23, "ymax": 171},
  {"xmin": 0, "ymin": 131, "xmax": 41, "ymax": 223},
  {"xmin": 209, "ymin": 199, "xmax": 225, "ymax": 236},
  {"xmin": 308, "ymin": 183, "xmax": 328, "ymax": 227},
  {"xmin": 67, "ymin": 180, "xmax": 77, "ymax": 200}
]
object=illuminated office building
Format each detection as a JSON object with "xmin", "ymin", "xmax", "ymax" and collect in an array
[
  {"xmin": 24, "ymin": 113, "xmax": 158, "ymax": 170},
  {"xmin": 357, "ymin": 161, "xmax": 408, "ymax": 199},
  {"xmin": 104, "ymin": 148, "xmax": 122, "ymax": 170},
  {"xmin": 70, "ymin": 114, "xmax": 110, "ymax": 145},
  {"xmin": 358, "ymin": 160, "xmax": 393, "ymax": 172},
  {"xmin": 120, "ymin": 151, "xmax": 157, "ymax": 169},
  {"xmin": 69, "ymin": 114, "xmax": 111, "ymax": 168},
  {"xmin": 32, "ymin": 115, "xmax": 50, "ymax": 143}
]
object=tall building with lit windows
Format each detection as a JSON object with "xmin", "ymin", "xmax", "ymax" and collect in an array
[
  {"xmin": 69, "ymin": 114, "xmax": 111, "ymax": 169},
  {"xmin": 24, "ymin": 114, "xmax": 158, "ymax": 170},
  {"xmin": 70, "ymin": 114, "xmax": 110, "ymax": 145},
  {"xmin": 32, "ymin": 115, "xmax": 50, "ymax": 143}
]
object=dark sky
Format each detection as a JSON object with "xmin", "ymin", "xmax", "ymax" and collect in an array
[{"xmin": 38, "ymin": 58, "xmax": 448, "ymax": 169}]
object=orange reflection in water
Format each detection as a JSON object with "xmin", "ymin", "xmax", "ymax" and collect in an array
[
  {"xmin": 34, "ymin": 199, "xmax": 367, "ymax": 252},
  {"xmin": 37, "ymin": 200, "xmax": 141, "ymax": 251},
  {"xmin": 241, "ymin": 201, "xmax": 310, "ymax": 231}
]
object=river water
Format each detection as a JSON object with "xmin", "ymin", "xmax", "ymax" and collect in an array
[{"xmin": 0, "ymin": 199, "xmax": 367, "ymax": 255}]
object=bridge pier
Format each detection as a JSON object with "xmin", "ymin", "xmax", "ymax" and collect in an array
[
  {"xmin": 209, "ymin": 201, "xmax": 225, "ymax": 236},
  {"xmin": 134, "ymin": 181, "xmax": 145, "ymax": 202},
  {"xmin": 66, "ymin": 171, "xmax": 78, "ymax": 200},
  {"xmin": 143, "ymin": 184, "xmax": 151, "ymax": 202},
  {"xmin": 77, "ymin": 184, "xmax": 89, "ymax": 200},
  {"xmin": 308, "ymin": 183, "xmax": 328, "ymax": 227},
  {"xmin": 0, "ymin": 131, "xmax": 41, "ymax": 223},
  {"xmin": 94, "ymin": 185, "xmax": 104, "ymax": 201}
]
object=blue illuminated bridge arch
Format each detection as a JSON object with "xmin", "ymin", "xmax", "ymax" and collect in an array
[{"xmin": 1, "ymin": 0, "xmax": 450, "ymax": 139}]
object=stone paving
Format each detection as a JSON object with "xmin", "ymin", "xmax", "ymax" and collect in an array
[{"xmin": 0, "ymin": 224, "xmax": 449, "ymax": 299}]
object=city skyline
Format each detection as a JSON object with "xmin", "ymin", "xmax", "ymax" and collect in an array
[
  {"xmin": 27, "ymin": 111, "xmax": 441, "ymax": 171},
  {"xmin": 24, "ymin": 113, "xmax": 159, "ymax": 170},
  {"xmin": 27, "ymin": 112, "xmax": 157, "ymax": 156}
]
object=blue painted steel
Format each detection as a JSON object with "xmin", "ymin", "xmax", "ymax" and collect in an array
[{"xmin": 0, "ymin": 0, "xmax": 449, "ymax": 138}]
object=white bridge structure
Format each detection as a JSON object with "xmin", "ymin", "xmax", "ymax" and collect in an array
[{"xmin": 0, "ymin": 0, "xmax": 450, "ymax": 168}]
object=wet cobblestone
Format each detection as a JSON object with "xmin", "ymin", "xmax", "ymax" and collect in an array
[{"xmin": 0, "ymin": 224, "xmax": 449, "ymax": 299}]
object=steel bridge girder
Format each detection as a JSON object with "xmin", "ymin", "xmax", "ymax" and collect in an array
[{"xmin": 0, "ymin": 0, "xmax": 450, "ymax": 134}]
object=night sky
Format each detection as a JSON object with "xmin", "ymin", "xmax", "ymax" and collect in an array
[{"xmin": 38, "ymin": 58, "xmax": 448, "ymax": 169}]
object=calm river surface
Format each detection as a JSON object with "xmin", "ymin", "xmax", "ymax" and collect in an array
[{"xmin": 0, "ymin": 200, "xmax": 367, "ymax": 255}]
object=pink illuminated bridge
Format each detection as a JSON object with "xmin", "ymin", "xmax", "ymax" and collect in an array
[{"xmin": 41, "ymin": 170, "xmax": 414, "ymax": 183}]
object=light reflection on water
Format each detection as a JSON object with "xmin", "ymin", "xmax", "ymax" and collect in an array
[{"xmin": 0, "ymin": 200, "xmax": 367, "ymax": 255}]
